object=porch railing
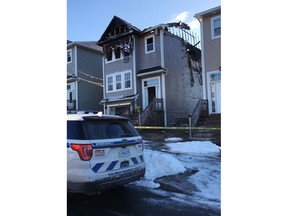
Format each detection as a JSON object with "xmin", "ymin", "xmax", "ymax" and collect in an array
[
  {"xmin": 140, "ymin": 98, "xmax": 163, "ymax": 126},
  {"xmin": 189, "ymin": 99, "xmax": 203, "ymax": 127},
  {"xmin": 67, "ymin": 100, "xmax": 76, "ymax": 110}
]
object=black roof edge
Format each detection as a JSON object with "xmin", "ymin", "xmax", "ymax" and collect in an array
[{"xmin": 138, "ymin": 66, "xmax": 167, "ymax": 74}]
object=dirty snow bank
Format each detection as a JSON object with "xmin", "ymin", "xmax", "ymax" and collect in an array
[
  {"xmin": 166, "ymin": 141, "xmax": 220, "ymax": 155},
  {"xmin": 144, "ymin": 149, "xmax": 186, "ymax": 180},
  {"xmin": 164, "ymin": 137, "xmax": 183, "ymax": 142},
  {"xmin": 133, "ymin": 149, "xmax": 186, "ymax": 188}
]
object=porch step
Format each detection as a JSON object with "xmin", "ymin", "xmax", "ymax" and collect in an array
[
  {"xmin": 191, "ymin": 114, "xmax": 221, "ymax": 146},
  {"xmin": 196, "ymin": 114, "xmax": 221, "ymax": 128}
]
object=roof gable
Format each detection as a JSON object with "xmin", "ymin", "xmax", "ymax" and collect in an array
[
  {"xmin": 67, "ymin": 40, "xmax": 103, "ymax": 53},
  {"xmin": 98, "ymin": 16, "xmax": 141, "ymax": 45}
]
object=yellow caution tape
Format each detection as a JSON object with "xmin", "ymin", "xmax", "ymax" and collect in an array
[{"xmin": 134, "ymin": 126, "xmax": 220, "ymax": 131}]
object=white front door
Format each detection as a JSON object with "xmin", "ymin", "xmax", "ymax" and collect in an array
[
  {"xmin": 215, "ymin": 81, "xmax": 221, "ymax": 113},
  {"xmin": 207, "ymin": 71, "xmax": 221, "ymax": 114}
]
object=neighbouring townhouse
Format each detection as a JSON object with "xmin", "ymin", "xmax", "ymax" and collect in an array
[
  {"xmin": 195, "ymin": 6, "xmax": 221, "ymax": 115},
  {"xmin": 97, "ymin": 16, "xmax": 202, "ymax": 126},
  {"xmin": 67, "ymin": 40, "xmax": 104, "ymax": 111}
]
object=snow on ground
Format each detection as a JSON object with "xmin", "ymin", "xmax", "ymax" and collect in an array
[
  {"xmin": 166, "ymin": 140, "xmax": 220, "ymax": 155},
  {"xmin": 133, "ymin": 148, "xmax": 186, "ymax": 188},
  {"xmin": 164, "ymin": 137, "xmax": 183, "ymax": 142},
  {"xmin": 132, "ymin": 139, "xmax": 220, "ymax": 210},
  {"xmin": 134, "ymin": 140, "xmax": 220, "ymax": 191}
]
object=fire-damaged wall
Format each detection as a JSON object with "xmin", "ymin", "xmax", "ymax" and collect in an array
[{"xmin": 163, "ymin": 32, "xmax": 202, "ymax": 125}]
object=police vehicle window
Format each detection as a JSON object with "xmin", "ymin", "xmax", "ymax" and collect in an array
[
  {"xmin": 67, "ymin": 121, "xmax": 86, "ymax": 140},
  {"xmin": 85, "ymin": 120, "xmax": 139, "ymax": 139}
]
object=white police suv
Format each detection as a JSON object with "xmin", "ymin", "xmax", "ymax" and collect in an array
[{"xmin": 67, "ymin": 111, "xmax": 146, "ymax": 194}]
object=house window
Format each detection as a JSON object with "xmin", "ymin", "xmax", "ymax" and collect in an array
[
  {"xmin": 107, "ymin": 76, "xmax": 113, "ymax": 91},
  {"xmin": 67, "ymin": 50, "xmax": 72, "ymax": 63},
  {"xmin": 145, "ymin": 35, "xmax": 155, "ymax": 54},
  {"xmin": 114, "ymin": 46, "xmax": 121, "ymax": 59},
  {"xmin": 106, "ymin": 71, "xmax": 132, "ymax": 92},
  {"xmin": 124, "ymin": 72, "xmax": 131, "ymax": 88},
  {"xmin": 116, "ymin": 74, "xmax": 122, "ymax": 90},
  {"xmin": 211, "ymin": 15, "xmax": 221, "ymax": 39},
  {"xmin": 105, "ymin": 45, "xmax": 123, "ymax": 63},
  {"xmin": 106, "ymin": 46, "xmax": 113, "ymax": 61}
]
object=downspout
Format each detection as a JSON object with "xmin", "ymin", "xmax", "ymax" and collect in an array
[
  {"xmin": 160, "ymin": 29, "xmax": 167, "ymax": 126},
  {"xmin": 133, "ymin": 35, "xmax": 137, "ymax": 95},
  {"xmin": 197, "ymin": 16, "xmax": 207, "ymax": 100},
  {"xmin": 102, "ymin": 54, "xmax": 106, "ymax": 114},
  {"xmin": 74, "ymin": 46, "xmax": 79, "ymax": 109}
]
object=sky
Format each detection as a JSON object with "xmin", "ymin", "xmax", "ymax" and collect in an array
[{"xmin": 67, "ymin": 0, "xmax": 221, "ymax": 41}]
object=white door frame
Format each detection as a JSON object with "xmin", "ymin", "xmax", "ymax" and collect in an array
[
  {"xmin": 141, "ymin": 77, "xmax": 161, "ymax": 109},
  {"xmin": 207, "ymin": 70, "xmax": 221, "ymax": 114}
]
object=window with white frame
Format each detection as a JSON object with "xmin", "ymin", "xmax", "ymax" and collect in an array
[
  {"xmin": 105, "ymin": 45, "xmax": 123, "ymax": 63},
  {"xmin": 124, "ymin": 72, "xmax": 131, "ymax": 88},
  {"xmin": 116, "ymin": 74, "xmax": 122, "ymax": 90},
  {"xmin": 106, "ymin": 71, "xmax": 132, "ymax": 92},
  {"xmin": 67, "ymin": 49, "xmax": 72, "ymax": 63},
  {"xmin": 145, "ymin": 35, "xmax": 155, "ymax": 54},
  {"xmin": 211, "ymin": 15, "xmax": 221, "ymax": 39},
  {"xmin": 107, "ymin": 76, "xmax": 113, "ymax": 91}
]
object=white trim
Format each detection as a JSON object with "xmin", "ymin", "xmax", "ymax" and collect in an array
[
  {"xmin": 160, "ymin": 30, "xmax": 164, "ymax": 67},
  {"xmin": 102, "ymin": 55, "xmax": 106, "ymax": 114},
  {"xmin": 74, "ymin": 46, "xmax": 78, "ymax": 109},
  {"xmin": 211, "ymin": 15, "xmax": 221, "ymax": 40},
  {"xmin": 160, "ymin": 29, "xmax": 167, "ymax": 125},
  {"xmin": 133, "ymin": 36, "xmax": 137, "ymax": 95},
  {"xmin": 104, "ymin": 46, "xmax": 124, "ymax": 64},
  {"xmin": 144, "ymin": 34, "xmax": 155, "ymax": 54},
  {"xmin": 161, "ymin": 73, "xmax": 167, "ymax": 126},
  {"xmin": 207, "ymin": 70, "xmax": 221, "ymax": 114},
  {"xmin": 106, "ymin": 70, "xmax": 132, "ymax": 93},
  {"xmin": 199, "ymin": 19, "xmax": 207, "ymax": 100},
  {"xmin": 141, "ymin": 77, "xmax": 161, "ymax": 109}
]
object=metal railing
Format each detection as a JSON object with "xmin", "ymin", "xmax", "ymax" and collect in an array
[
  {"xmin": 189, "ymin": 99, "xmax": 203, "ymax": 127},
  {"xmin": 139, "ymin": 98, "xmax": 163, "ymax": 126}
]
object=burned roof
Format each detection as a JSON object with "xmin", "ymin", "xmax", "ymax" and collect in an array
[{"xmin": 98, "ymin": 16, "xmax": 141, "ymax": 45}]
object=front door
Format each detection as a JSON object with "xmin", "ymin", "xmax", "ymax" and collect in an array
[
  {"xmin": 208, "ymin": 71, "xmax": 221, "ymax": 114},
  {"xmin": 142, "ymin": 77, "xmax": 160, "ymax": 109},
  {"xmin": 147, "ymin": 86, "xmax": 156, "ymax": 105}
]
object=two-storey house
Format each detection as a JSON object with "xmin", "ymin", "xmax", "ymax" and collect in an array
[
  {"xmin": 98, "ymin": 16, "xmax": 202, "ymax": 126},
  {"xmin": 195, "ymin": 6, "xmax": 221, "ymax": 115},
  {"xmin": 67, "ymin": 40, "xmax": 103, "ymax": 111}
]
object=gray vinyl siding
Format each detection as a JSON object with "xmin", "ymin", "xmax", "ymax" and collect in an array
[
  {"xmin": 77, "ymin": 48, "xmax": 103, "ymax": 111},
  {"xmin": 163, "ymin": 34, "xmax": 202, "ymax": 125},
  {"xmin": 138, "ymin": 33, "xmax": 161, "ymax": 69},
  {"xmin": 203, "ymin": 14, "xmax": 221, "ymax": 72}
]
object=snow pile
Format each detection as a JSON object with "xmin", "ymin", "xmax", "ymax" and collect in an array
[
  {"xmin": 166, "ymin": 141, "xmax": 220, "ymax": 155},
  {"xmin": 133, "ymin": 149, "xmax": 186, "ymax": 188},
  {"xmin": 144, "ymin": 149, "xmax": 186, "ymax": 180},
  {"xmin": 164, "ymin": 137, "xmax": 183, "ymax": 142}
]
